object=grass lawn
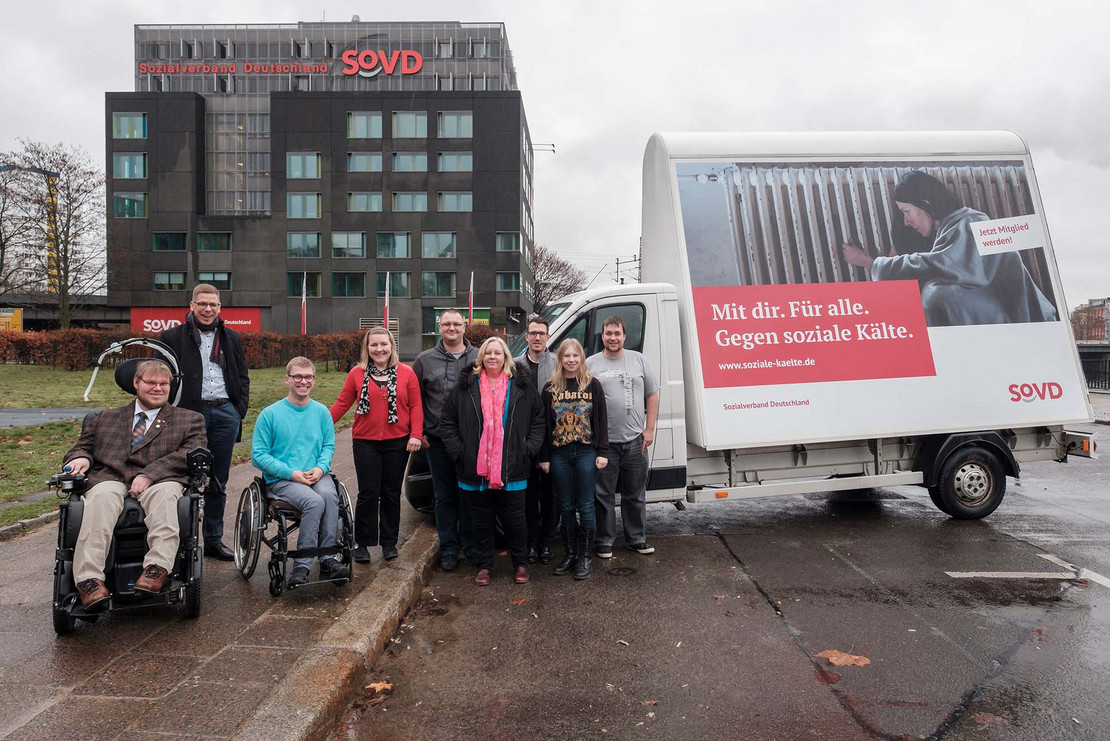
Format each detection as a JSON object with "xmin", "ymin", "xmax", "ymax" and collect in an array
[{"xmin": 0, "ymin": 365, "xmax": 352, "ymax": 528}]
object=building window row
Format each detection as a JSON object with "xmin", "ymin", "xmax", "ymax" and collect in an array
[
  {"xmin": 283, "ymin": 271, "xmax": 469, "ymax": 299},
  {"xmin": 153, "ymin": 270, "xmax": 230, "ymax": 291},
  {"xmin": 152, "ymin": 232, "xmax": 232, "ymax": 251},
  {"xmin": 288, "ymin": 151, "xmax": 472, "ymax": 176},
  {"xmin": 142, "ymin": 37, "xmax": 501, "ymax": 63},
  {"xmin": 286, "ymin": 191, "xmax": 472, "ymax": 216},
  {"xmin": 346, "ymin": 111, "xmax": 472, "ymax": 139},
  {"xmin": 282, "ymin": 231, "xmax": 520, "ymax": 259}
]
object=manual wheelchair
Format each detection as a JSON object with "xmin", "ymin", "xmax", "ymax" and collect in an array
[{"xmin": 233, "ymin": 475, "xmax": 355, "ymax": 596}]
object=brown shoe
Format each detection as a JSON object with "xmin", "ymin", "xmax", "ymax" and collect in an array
[
  {"xmin": 514, "ymin": 565, "xmax": 530, "ymax": 584},
  {"xmin": 76, "ymin": 578, "xmax": 110, "ymax": 608},
  {"xmin": 474, "ymin": 568, "xmax": 491, "ymax": 586},
  {"xmin": 134, "ymin": 565, "xmax": 169, "ymax": 594}
]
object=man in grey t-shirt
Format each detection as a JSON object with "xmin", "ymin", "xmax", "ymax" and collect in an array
[{"xmin": 587, "ymin": 315, "xmax": 660, "ymax": 557}]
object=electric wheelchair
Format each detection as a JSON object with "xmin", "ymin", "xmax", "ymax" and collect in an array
[
  {"xmin": 233, "ymin": 475, "xmax": 355, "ymax": 596},
  {"xmin": 52, "ymin": 343, "xmax": 212, "ymax": 635}
]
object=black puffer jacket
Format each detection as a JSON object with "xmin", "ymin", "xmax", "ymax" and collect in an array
[{"xmin": 439, "ymin": 363, "xmax": 545, "ymax": 487}]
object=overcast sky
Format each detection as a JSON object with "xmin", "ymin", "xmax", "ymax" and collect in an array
[{"xmin": 5, "ymin": 0, "xmax": 1108, "ymax": 310}]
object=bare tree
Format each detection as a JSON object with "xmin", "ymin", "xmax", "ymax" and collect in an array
[
  {"xmin": 6, "ymin": 141, "xmax": 106, "ymax": 328},
  {"xmin": 0, "ymin": 161, "xmax": 37, "ymax": 298},
  {"xmin": 529, "ymin": 244, "xmax": 587, "ymax": 313}
]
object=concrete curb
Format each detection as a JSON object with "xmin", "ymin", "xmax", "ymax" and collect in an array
[
  {"xmin": 0, "ymin": 509, "xmax": 60, "ymax": 541},
  {"xmin": 232, "ymin": 519, "xmax": 439, "ymax": 741}
]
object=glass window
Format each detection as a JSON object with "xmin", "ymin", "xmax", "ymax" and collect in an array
[
  {"xmin": 421, "ymin": 232, "xmax": 457, "ymax": 258},
  {"xmin": 422, "ymin": 272, "xmax": 456, "ymax": 298},
  {"xmin": 113, "ymin": 153, "xmax": 147, "ymax": 179},
  {"xmin": 112, "ymin": 112, "xmax": 147, "ymax": 139},
  {"xmin": 152, "ymin": 233, "xmax": 186, "ymax": 252},
  {"xmin": 392, "ymin": 152, "xmax": 428, "ymax": 172},
  {"xmin": 153, "ymin": 271, "xmax": 186, "ymax": 290},
  {"xmin": 496, "ymin": 272, "xmax": 521, "ymax": 291},
  {"xmin": 332, "ymin": 232, "xmax": 366, "ymax": 258},
  {"xmin": 112, "ymin": 192, "xmax": 146, "ymax": 218},
  {"xmin": 376, "ymin": 272, "xmax": 410, "ymax": 297},
  {"xmin": 438, "ymin": 192, "xmax": 473, "ymax": 212},
  {"xmin": 347, "ymin": 112, "xmax": 382, "ymax": 138},
  {"xmin": 584, "ymin": 303, "xmax": 646, "ymax": 356},
  {"xmin": 437, "ymin": 112, "xmax": 473, "ymax": 138},
  {"xmin": 287, "ymin": 193, "xmax": 321, "ymax": 218},
  {"xmin": 347, "ymin": 152, "xmax": 382, "ymax": 172},
  {"xmin": 287, "ymin": 152, "xmax": 320, "ymax": 179},
  {"xmin": 197, "ymin": 232, "xmax": 232, "ymax": 251},
  {"xmin": 496, "ymin": 232, "xmax": 521, "ymax": 252},
  {"xmin": 392, "ymin": 112, "xmax": 427, "ymax": 138},
  {"xmin": 198, "ymin": 271, "xmax": 231, "ymax": 290},
  {"xmin": 287, "ymin": 272, "xmax": 321, "ymax": 298},
  {"xmin": 332, "ymin": 272, "xmax": 365, "ymax": 298},
  {"xmin": 287, "ymin": 232, "xmax": 321, "ymax": 258},
  {"xmin": 437, "ymin": 152, "xmax": 472, "ymax": 172},
  {"xmin": 437, "ymin": 40, "xmax": 453, "ymax": 58},
  {"xmin": 376, "ymin": 232, "xmax": 410, "ymax": 258},
  {"xmin": 392, "ymin": 192, "xmax": 427, "ymax": 212},
  {"xmin": 488, "ymin": 76, "xmax": 501, "ymax": 91},
  {"xmin": 347, "ymin": 192, "xmax": 382, "ymax": 212}
]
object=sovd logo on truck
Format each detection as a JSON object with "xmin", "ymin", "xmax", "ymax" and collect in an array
[{"xmin": 1009, "ymin": 382, "xmax": 1063, "ymax": 402}]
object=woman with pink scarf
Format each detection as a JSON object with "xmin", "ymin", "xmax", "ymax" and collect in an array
[{"xmin": 439, "ymin": 336, "xmax": 545, "ymax": 586}]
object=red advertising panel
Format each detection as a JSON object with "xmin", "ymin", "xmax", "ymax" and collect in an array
[
  {"xmin": 131, "ymin": 308, "xmax": 262, "ymax": 333},
  {"xmin": 693, "ymin": 281, "xmax": 935, "ymax": 388}
]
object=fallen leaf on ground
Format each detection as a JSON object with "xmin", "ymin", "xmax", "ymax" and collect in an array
[
  {"xmin": 641, "ymin": 700, "xmax": 658, "ymax": 706},
  {"xmin": 714, "ymin": 594, "xmax": 727, "ymax": 600},
  {"xmin": 366, "ymin": 681, "xmax": 393, "ymax": 693},
  {"xmin": 646, "ymin": 712, "xmax": 655, "ymax": 719},
  {"xmin": 971, "ymin": 712, "xmax": 1008, "ymax": 729},
  {"xmin": 510, "ymin": 597, "xmax": 527, "ymax": 606},
  {"xmin": 617, "ymin": 639, "xmax": 629, "ymax": 647},
  {"xmin": 817, "ymin": 650, "xmax": 870, "ymax": 667}
]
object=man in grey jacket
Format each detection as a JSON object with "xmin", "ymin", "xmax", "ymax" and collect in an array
[
  {"xmin": 412, "ymin": 309, "xmax": 478, "ymax": 571},
  {"xmin": 514, "ymin": 314, "xmax": 559, "ymax": 563}
]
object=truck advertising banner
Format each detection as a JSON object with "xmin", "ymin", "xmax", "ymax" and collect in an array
[
  {"xmin": 672, "ymin": 159, "xmax": 1089, "ymax": 447},
  {"xmin": 131, "ymin": 307, "xmax": 262, "ymax": 333}
]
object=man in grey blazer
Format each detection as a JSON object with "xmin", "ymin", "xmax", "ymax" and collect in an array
[{"xmin": 63, "ymin": 360, "xmax": 208, "ymax": 608}]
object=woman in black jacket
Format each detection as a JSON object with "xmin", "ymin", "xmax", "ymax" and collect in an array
[{"xmin": 440, "ymin": 336, "xmax": 545, "ymax": 586}]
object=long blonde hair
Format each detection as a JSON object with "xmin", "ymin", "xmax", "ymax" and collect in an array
[
  {"xmin": 473, "ymin": 336, "xmax": 516, "ymax": 377},
  {"xmin": 359, "ymin": 328, "xmax": 399, "ymax": 370},
  {"xmin": 547, "ymin": 338, "xmax": 591, "ymax": 394}
]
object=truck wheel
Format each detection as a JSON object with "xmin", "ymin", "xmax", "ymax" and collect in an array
[
  {"xmin": 927, "ymin": 486, "xmax": 951, "ymax": 515},
  {"xmin": 935, "ymin": 445, "xmax": 1006, "ymax": 519}
]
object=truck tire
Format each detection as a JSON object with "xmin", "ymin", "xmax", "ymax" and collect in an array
[{"xmin": 935, "ymin": 445, "xmax": 1006, "ymax": 519}]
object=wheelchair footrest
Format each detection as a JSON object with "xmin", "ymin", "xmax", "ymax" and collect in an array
[{"xmin": 286, "ymin": 545, "xmax": 343, "ymax": 559}]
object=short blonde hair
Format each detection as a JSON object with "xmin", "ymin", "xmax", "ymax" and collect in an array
[
  {"xmin": 473, "ymin": 336, "xmax": 516, "ymax": 377},
  {"xmin": 285, "ymin": 356, "xmax": 315, "ymax": 375},
  {"xmin": 547, "ymin": 338, "xmax": 591, "ymax": 394},
  {"xmin": 192, "ymin": 284, "xmax": 220, "ymax": 302},
  {"xmin": 134, "ymin": 359, "xmax": 173, "ymax": 384},
  {"xmin": 359, "ymin": 328, "xmax": 399, "ymax": 370}
]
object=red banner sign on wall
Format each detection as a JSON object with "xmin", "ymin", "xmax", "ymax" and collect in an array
[{"xmin": 130, "ymin": 308, "xmax": 262, "ymax": 334}]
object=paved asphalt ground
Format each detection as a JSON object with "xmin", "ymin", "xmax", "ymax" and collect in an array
[{"xmin": 334, "ymin": 420, "xmax": 1110, "ymax": 740}]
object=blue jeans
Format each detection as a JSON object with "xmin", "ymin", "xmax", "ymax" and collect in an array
[
  {"xmin": 549, "ymin": 443, "xmax": 599, "ymax": 529},
  {"xmin": 426, "ymin": 436, "xmax": 475, "ymax": 559},
  {"xmin": 200, "ymin": 401, "xmax": 241, "ymax": 546},
  {"xmin": 268, "ymin": 476, "xmax": 339, "ymax": 570}
]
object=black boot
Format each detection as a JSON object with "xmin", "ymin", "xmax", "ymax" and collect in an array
[
  {"xmin": 538, "ymin": 542, "xmax": 553, "ymax": 564},
  {"xmin": 574, "ymin": 527, "xmax": 595, "ymax": 580},
  {"xmin": 553, "ymin": 523, "xmax": 578, "ymax": 576}
]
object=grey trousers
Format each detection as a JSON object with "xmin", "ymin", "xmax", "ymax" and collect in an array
[
  {"xmin": 268, "ymin": 477, "xmax": 339, "ymax": 570},
  {"xmin": 594, "ymin": 435, "xmax": 648, "ymax": 548}
]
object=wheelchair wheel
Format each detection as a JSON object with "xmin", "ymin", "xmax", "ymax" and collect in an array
[
  {"xmin": 269, "ymin": 576, "xmax": 283, "ymax": 597},
  {"xmin": 52, "ymin": 604, "xmax": 75, "ymax": 636},
  {"xmin": 336, "ymin": 479, "xmax": 356, "ymax": 567},
  {"xmin": 184, "ymin": 580, "xmax": 201, "ymax": 619},
  {"xmin": 234, "ymin": 479, "xmax": 264, "ymax": 579}
]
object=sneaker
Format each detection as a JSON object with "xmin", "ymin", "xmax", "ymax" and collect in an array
[
  {"xmin": 440, "ymin": 552, "xmax": 459, "ymax": 571},
  {"xmin": 319, "ymin": 558, "xmax": 350, "ymax": 580},
  {"xmin": 627, "ymin": 542, "xmax": 655, "ymax": 555},
  {"xmin": 352, "ymin": 546, "xmax": 372, "ymax": 564},
  {"xmin": 288, "ymin": 565, "xmax": 310, "ymax": 587},
  {"xmin": 595, "ymin": 545, "xmax": 613, "ymax": 559}
]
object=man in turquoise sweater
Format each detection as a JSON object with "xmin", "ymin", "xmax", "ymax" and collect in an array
[{"xmin": 252, "ymin": 356, "xmax": 349, "ymax": 586}]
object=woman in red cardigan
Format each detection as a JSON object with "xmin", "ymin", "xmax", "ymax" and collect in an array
[{"xmin": 331, "ymin": 328, "xmax": 423, "ymax": 563}]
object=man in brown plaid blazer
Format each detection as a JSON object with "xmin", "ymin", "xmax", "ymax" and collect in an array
[{"xmin": 63, "ymin": 360, "xmax": 208, "ymax": 608}]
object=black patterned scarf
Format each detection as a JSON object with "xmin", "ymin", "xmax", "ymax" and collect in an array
[{"xmin": 357, "ymin": 365, "xmax": 399, "ymax": 423}]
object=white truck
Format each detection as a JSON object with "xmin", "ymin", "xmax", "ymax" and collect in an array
[{"xmin": 523, "ymin": 131, "xmax": 1095, "ymax": 519}]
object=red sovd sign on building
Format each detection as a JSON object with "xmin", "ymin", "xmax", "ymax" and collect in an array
[{"xmin": 131, "ymin": 307, "xmax": 262, "ymax": 334}]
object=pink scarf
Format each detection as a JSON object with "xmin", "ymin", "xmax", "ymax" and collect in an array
[{"xmin": 476, "ymin": 371, "xmax": 509, "ymax": 489}]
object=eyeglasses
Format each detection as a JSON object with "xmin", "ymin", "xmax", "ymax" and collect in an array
[
  {"xmin": 526, "ymin": 331, "xmax": 548, "ymax": 337},
  {"xmin": 439, "ymin": 322, "xmax": 464, "ymax": 328},
  {"xmin": 191, "ymin": 301, "xmax": 221, "ymax": 309},
  {"xmin": 287, "ymin": 374, "xmax": 316, "ymax": 383},
  {"xmin": 137, "ymin": 379, "xmax": 170, "ymax": 388}
]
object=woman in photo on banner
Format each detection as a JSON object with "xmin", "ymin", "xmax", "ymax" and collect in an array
[{"xmin": 841, "ymin": 170, "xmax": 1058, "ymax": 327}]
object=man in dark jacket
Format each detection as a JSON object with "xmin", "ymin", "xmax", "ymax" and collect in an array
[
  {"xmin": 411, "ymin": 309, "xmax": 477, "ymax": 572},
  {"xmin": 159, "ymin": 284, "xmax": 250, "ymax": 561}
]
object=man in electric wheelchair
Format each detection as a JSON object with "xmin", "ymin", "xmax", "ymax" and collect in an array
[
  {"xmin": 58, "ymin": 359, "xmax": 209, "ymax": 617},
  {"xmin": 250, "ymin": 357, "xmax": 350, "ymax": 588}
]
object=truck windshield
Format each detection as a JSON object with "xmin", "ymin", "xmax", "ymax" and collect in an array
[{"xmin": 508, "ymin": 302, "xmax": 570, "ymax": 356}]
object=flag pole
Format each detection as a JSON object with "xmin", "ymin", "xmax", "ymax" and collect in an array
[
  {"xmin": 301, "ymin": 271, "xmax": 307, "ymax": 335},
  {"xmin": 383, "ymin": 270, "xmax": 390, "ymax": 332},
  {"xmin": 468, "ymin": 271, "xmax": 474, "ymax": 326}
]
